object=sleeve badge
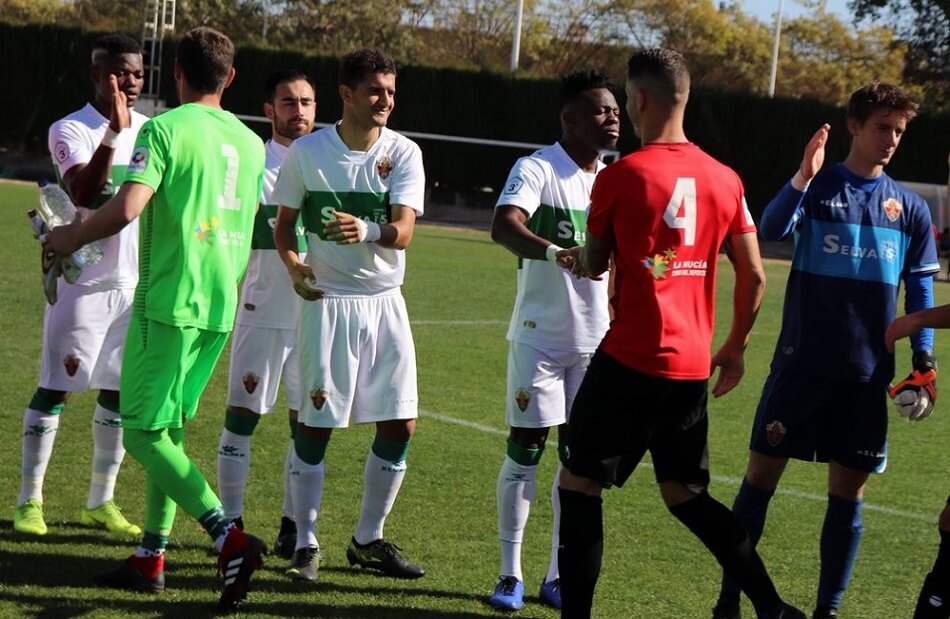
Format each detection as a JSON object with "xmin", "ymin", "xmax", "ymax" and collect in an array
[{"xmin": 54, "ymin": 142, "xmax": 70, "ymax": 163}]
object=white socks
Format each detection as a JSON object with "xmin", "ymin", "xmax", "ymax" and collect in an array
[
  {"xmin": 290, "ymin": 451, "xmax": 325, "ymax": 551},
  {"xmin": 282, "ymin": 440, "xmax": 295, "ymax": 519},
  {"xmin": 19, "ymin": 408, "xmax": 61, "ymax": 505},
  {"xmin": 353, "ymin": 450, "xmax": 407, "ymax": 545},
  {"xmin": 87, "ymin": 404, "xmax": 125, "ymax": 509},
  {"xmin": 217, "ymin": 428, "xmax": 252, "ymax": 519},
  {"xmin": 497, "ymin": 456, "xmax": 537, "ymax": 580}
]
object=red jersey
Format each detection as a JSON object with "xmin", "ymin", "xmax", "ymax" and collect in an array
[{"xmin": 588, "ymin": 142, "xmax": 756, "ymax": 379}]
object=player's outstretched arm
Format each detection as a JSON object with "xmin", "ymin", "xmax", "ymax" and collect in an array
[
  {"xmin": 566, "ymin": 229, "xmax": 611, "ymax": 280},
  {"xmin": 275, "ymin": 204, "xmax": 321, "ymax": 301},
  {"xmin": 491, "ymin": 205, "xmax": 555, "ymax": 262},
  {"xmin": 45, "ymin": 181, "xmax": 151, "ymax": 256},
  {"xmin": 886, "ymin": 305, "xmax": 950, "ymax": 352},
  {"xmin": 710, "ymin": 231, "xmax": 766, "ymax": 398}
]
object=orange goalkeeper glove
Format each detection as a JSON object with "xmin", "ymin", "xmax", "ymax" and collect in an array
[{"xmin": 889, "ymin": 351, "xmax": 937, "ymax": 421}]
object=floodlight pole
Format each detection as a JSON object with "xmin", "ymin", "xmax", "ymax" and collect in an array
[
  {"xmin": 510, "ymin": 0, "xmax": 524, "ymax": 73},
  {"xmin": 768, "ymin": 0, "xmax": 784, "ymax": 97}
]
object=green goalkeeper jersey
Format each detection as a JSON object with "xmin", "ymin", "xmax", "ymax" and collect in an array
[{"xmin": 124, "ymin": 103, "xmax": 265, "ymax": 332}]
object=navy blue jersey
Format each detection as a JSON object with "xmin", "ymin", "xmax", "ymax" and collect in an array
[{"xmin": 767, "ymin": 163, "xmax": 939, "ymax": 384}]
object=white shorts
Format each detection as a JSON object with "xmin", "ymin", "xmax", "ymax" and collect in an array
[
  {"xmin": 39, "ymin": 283, "xmax": 134, "ymax": 392},
  {"xmin": 505, "ymin": 341, "xmax": 594, "ymax": 429},
  {"xmin": 227, "ymin": 323, "xmax": 300, "ymax": 414},
  {"xmin": 297, "ymin": 290, "xmax": 418, "ymax": 428}
]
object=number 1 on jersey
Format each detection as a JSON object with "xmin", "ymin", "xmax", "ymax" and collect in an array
[
  {"xmin": 218, "ymin": 144, "xmax": 241, "ymax": 211},
  {"xmin": 663, "ymin": 177, "xmax": 696, "ymax": 246}
]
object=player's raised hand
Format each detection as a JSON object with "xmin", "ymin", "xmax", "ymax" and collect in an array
[
  {"xmin": 108, "ymin": 74, "xmax": 131, "ymax": 132},
  {"xmin": 799, "ymin": 123, "xmax": 831, "ymax": 182},
  {"xmin": 709, "ymin": 342, "xmax": 745, "ymax": 397},
  {"xmin": 287, "ymin": 261, "xmax": 323, "ymax": 301}
]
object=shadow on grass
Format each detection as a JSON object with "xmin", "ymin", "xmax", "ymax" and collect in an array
[
  {"xmin": 0, "ymin": 544, "xmax": 518, "ymax": 618},
  {"xmin": 0, "ymin": 590, "xmax": 507, "ymax": 619}
]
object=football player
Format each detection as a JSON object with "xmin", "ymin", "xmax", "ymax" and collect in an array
[
  {"xmin": 216, "ymin": 68, "xmax": 315, "ymax": 563},
  {"xmin": 14, "ymin": 33, "xmax": 147, "ymax": 538},
  {"xmin": 486, "ymin": 69, "xmax": 618, "ymax": 612},
  {"xmin": 273, "ymin": 48, "xmax": 426, "ymax": 584},
  {"xmin": 714, "ymin": 82, "xmax": 938, "ymax": 619}
]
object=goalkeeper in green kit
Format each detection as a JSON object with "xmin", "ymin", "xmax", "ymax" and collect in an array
[{"xmin": 46, "ymin": 27, "xmax": 267, "ymax": 613}]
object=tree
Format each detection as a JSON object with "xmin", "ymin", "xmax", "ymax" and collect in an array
[
  {"xmin": 0, "ymin": 0, "xmax": 77, "ymax": 25},
  {"xmin": 849, "ymin": 0, "xmax": 949, "ymax": 108}
]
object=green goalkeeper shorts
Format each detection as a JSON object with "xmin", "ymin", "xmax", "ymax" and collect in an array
[{"xmin": 119, "ymin": 312, "xmax": 228, "ymax": 431}]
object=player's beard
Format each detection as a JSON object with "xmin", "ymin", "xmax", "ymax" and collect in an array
[{"xmin": 276, "ymin": 117, "xmax": 312, "ymax": 141}]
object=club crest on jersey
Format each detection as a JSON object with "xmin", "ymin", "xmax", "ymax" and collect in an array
[
  {"xmin": 54, "ymin": 141, "xmax": 70, "ymax": 163},
  {"xmin": 310, "ymin": 387, "xmax": 329, "ymax": 410},
  {"xmin": 63, "ymin": 354, "xmax": 80, "ymax": 377},
  {"xmin": 128, "ymin": 146, "xmax": 148, "ymax": 174},
  {"xmin": 376, "ymin": 156, "xmax": 394, "ymax": 180},
  {"xmin": 514, "ymin": 387, "xmax": 531, "ymax": 412},
  {"xmin": 882, "ymin": 198, "xmax": 902, "ymax": 222},
  {"xmin": 242, "ymin": 372, "xmax": 259, "ymax": 394},
  {"xmin": 765, "ymin": 420, "xmax": 786, "ymax": 446}
]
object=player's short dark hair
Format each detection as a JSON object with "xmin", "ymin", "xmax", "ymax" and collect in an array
[
  {"xmin": 264, "ymin": 69, "xmax": 314, "ymax": 102},
  {"xmin": 847, "ymin": 81, "xmax": 918, "ymax": 123},
  {"xmin": 627, "ymin": 48, "xmax": 690, "ymax": 103},
  {"xmin": 560, "ymin": 70, "xmax": 614, "ymax": 108},
  {"xmin": 176, "ymin": 27, "xmax": 235, "ymax": 94},
  {"xmin": 90, "ymin": 34, "xmax": 141, "ymax": 64},
  {"xmin": 339, "ymin": 49, "xmax": 397, "ymax": 89}
]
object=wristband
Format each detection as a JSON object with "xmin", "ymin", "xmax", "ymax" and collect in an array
[
  {"xmin": 791, "ymin": 169, "xmax": 811, "ymax": 192},
  {"xmin": 545, "ymin": 244, "xmax": 562, "ymax": 262},
  {"xmin": 101, "ymin": 127, "xmax": 122, "ymax": 149},
  {"xmin": 355, "ymin": 218, "xmax": 382, "ymax": 243},
  {"xmin": 364, "ymin": 220, "xmax": 381, "ymax": 242}
]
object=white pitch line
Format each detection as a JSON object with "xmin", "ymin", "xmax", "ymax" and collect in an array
[
  {"xmin": 412, "ymin": 320, "xmax": 507, "ymax": 325},
  {"xmin": 420, "ymin": 409, "xmax": 940, "ymax": 523}
]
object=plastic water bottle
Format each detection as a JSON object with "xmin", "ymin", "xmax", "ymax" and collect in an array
[
  {"xmin": 36, "ymin": 179, "xmax": 103, "ymax": 281},
  {"xmin": 26, "ymin": 209, "xmax": 61, "ymax": 304}
]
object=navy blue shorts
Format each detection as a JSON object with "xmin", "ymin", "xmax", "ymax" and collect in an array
[
  {"xmin": 560, "ymin": 349, "xmax": 711, "ymax": 490},
  {"xmin": 749, "ymin": 369, "xmax": 889, "ymax": 473}
]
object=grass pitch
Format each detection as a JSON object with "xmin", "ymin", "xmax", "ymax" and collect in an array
[{"xmin": 0, "ymin": 179, "xmax": 948, "ymax": 618}]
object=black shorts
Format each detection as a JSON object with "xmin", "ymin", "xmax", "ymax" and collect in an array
[{"xmin": 560, "ymin": 349, "xmax": 711, "ymax": 490}]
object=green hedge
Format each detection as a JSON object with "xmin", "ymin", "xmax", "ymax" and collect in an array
[{"xmin": 2, "ymin": 22, "xmax": 947, "ymax": 215}]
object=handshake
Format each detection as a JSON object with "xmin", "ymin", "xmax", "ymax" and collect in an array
[{"xmin": 889, "ymin": 351, "xmax": 938, "ymax": 421}]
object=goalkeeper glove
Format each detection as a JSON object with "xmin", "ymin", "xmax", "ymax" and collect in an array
[{"xmin": 888, "ymin": 350, "xmax": 937, "ymax": 421}]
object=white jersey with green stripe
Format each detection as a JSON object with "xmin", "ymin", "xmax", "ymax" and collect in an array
[
  {"xmin": 48, "ymin": 103, "xmax": 147, "ymax": 289},
  {"xmin": 235, "ymin": 139, "xmax": 306, "ymax": 330},
  {"xmin": 497, "ymin": 142, "xmax": 609, "ymax": 352},
  {"xmin": 272, "ymin": 124, "xmax": 425, "ymax": 295}
]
